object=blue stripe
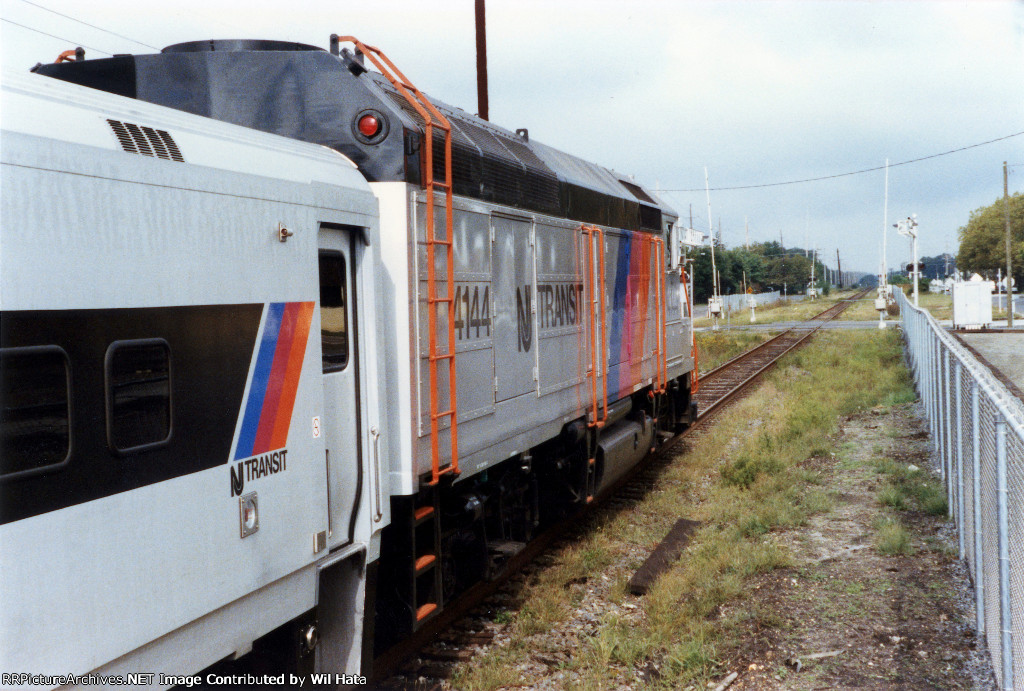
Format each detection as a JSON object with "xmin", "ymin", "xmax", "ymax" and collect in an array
[
  {"xmin": 235, "ymin": 302, "xmax": 285, "ymax": 460},
  {"xmin": 608, "ymin": 232, "xmax": 632, "ymax": 369}
]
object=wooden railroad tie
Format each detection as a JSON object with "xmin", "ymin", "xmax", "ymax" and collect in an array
[{"xmin": 628, "ymin": 518, "xmax": 701, "ymax": 596}]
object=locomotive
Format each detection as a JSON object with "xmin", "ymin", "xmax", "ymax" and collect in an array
[{"xmin": 1, "ymin": 36, "xmax": 695, "ymax": 684}]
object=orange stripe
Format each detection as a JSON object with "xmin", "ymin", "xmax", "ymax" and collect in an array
[{"xmin": 268, "ymin": 301, "xmax": 315, "ymax": 450}]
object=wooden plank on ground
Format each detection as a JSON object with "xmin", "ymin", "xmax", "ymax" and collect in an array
[{"xmin": 628, "ymin": 518, "xmax": 701, "ymax": 595}]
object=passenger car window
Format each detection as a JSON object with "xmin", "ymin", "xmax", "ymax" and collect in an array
[
  {"xmin": 0, "ymin": 346, "xmax": 71, "ymax": 478},
  {"xmin": 319, "ymin": 251, "xmax": 349, "ymax": 372},
  {"xmin": 106, "ymin": 339, "xmax": 171, "ymax": 453}
]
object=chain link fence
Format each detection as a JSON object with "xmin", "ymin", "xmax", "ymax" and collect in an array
[{"xmin": 898, "ymin": 288, "xmax": 1024, "ymax": 690}]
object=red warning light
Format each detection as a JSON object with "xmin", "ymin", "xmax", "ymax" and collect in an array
[{"xmin": 357, "ymin": 114, "xmax": 380, "ymax": 138}]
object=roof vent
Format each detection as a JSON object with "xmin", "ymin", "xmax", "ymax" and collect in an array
[
  {"xmin": 106, "ymin": 119, "xmax": 184, "ymax": 162},
  {"xmin": 619, "ymin": 179, "xmax": 655, "ymax": 204}
]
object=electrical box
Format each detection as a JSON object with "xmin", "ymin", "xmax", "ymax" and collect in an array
[{"xmin": 952, "ymin": 281, "xmax": 993, "ymax": 329}]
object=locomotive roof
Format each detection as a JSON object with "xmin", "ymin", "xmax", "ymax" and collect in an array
[{"xmin": 33, "ymin": 39, "xmax": 676, "ymax": 231}]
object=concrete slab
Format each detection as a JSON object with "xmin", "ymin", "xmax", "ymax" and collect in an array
[{"xmin": 955, "ymin": 331, "xmax": 1024, "ymax": 399}]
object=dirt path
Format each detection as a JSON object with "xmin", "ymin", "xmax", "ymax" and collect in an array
[{"xmin": 719, "ymin": 404, "xmax": 994, "ymax": 690}]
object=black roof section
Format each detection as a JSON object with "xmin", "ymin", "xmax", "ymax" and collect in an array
[{"xmin": 34, "ymin": 39, "xmax": 676, "ymax": 232}]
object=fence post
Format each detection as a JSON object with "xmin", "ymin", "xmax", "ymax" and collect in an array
[
  {"xmin": 955, "ymin": 361, "xmax": 965, "ymax": 556},
  {"xmin": 945, "ymin": 350, "xmax": 953, "ymax": 509},
  {"xmin": 929, "ymin": 331, "xmax": 937, "ymax": 446},
  {"xmin": 974, "ymin": 382, "xmax": 985, "ymax": 639},
  {"xmin": 932, "ymin": 335, "xmax": 941, "ymax": 456},
  {"xmin": 997, "ymin": 414, "xmax": 1014, "ymax": 690},
  {"xmin": 934, "ymin": 337, "xmax": 943, "ymax": 464}
]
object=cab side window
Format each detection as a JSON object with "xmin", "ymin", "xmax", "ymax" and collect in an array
[{"xmin": 319, "ymin": 251, "xmax": 349, "ymax": 372}]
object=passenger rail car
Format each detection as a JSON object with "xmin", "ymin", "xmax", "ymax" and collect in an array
[
  {"xmin": 1, "ymin": 36, "xmax": 695, "ymax": 684},
  {"xmin": 1, "ymin": 71, "xmax": 385, "ymax": 683}
]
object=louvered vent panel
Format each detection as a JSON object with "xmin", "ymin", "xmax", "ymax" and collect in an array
[
  {"xmin": 106, "ymin": 120, "xmax": 185, "ymax": 162},
  {"xmin": 141, "ymin": 126, "xmax": 169, "ymax": 159}
]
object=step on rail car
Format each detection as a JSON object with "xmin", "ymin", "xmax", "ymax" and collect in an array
[{"xmin": 1, "ymin": 36, "xmax": 696, "ymax": 686}]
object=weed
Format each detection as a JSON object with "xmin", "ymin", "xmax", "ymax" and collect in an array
[
  {"xmin": 720, "ymin": 453, "xmax": 782, "ymax": 489},
  {"xmin": 493, "ymin": 609, "xmax": 513, "ymax": 625},
  {"xmin": 800, "ymin": 488, "xmax": 833, "ymax": 514},
  {"xmin": 844, "ymin": 581, "xmax": 865, "ymax": 596},
  {"xmin": 920, "ymin": 490, "xmax": 949, "ymax": 517},
  {"xmin": 875, "ymin": 516, "xmax": 915, "ymax": 555},
  {"xmin": 872, "ymin": 457, "xmax": 948, "ymax": 516},
  {"xmin": 879, "ymin": 484, "xmax": 908, "ymax": 510}
]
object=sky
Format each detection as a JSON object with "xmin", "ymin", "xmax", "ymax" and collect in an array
[{"xmin": 2, "ymin": 0, "xmax": 1022, "ymax": 275}]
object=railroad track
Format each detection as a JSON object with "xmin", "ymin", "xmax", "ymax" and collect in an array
[
  {"xmin": 377, "ymin": 290, "xmax": 869, "ymax": 687},
  {"xmin": 694, "ymin": 290, "xmax": 870, "ymax": 423}
]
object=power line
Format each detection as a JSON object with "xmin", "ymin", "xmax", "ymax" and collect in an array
[
  {"xmin": 663, "ymin": 130, "xmax": 1024, "ymax": 192},
  {"xmin": 1, "ymin": 17, "xmax": 112, "ymax": 56},
  {"xmin": 15, "ymin": 0, "xmax": 159, "ymax": 50}
]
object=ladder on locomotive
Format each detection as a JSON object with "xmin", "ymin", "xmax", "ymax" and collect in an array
[
  {"xmin": 581, "ymin": 225, "xmax": 608, "ymax": 503},
  {"xmin": 650, "ymin": 235, "xmax": 668, "ymax": 397},
  {"xmin": 334, "ymin": 37, "xmax": 459, "ymax": 487}
]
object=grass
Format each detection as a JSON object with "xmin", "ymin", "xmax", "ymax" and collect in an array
[
  {"xmin": 451, "ymin": 328, "xmax": 917, "ymax": 690},
  {"xmin": 873, "ymin": 457, "xmax": 948, "ymax": 516},
  {"xmin": 695, "ymin": 330, "xmax": 775, "ymax": 372},
  {"xmin": 693, "ymin": 290, "xmax": 863, "ymax": 329},
  {"xmin": 867, "ymin": 432, "xmax": 948, "ymax": 560},
  {"xmin": 836, "ymin": 293, "xmax": 885, "ymax": 321},
  {"xmin": 908, "ymin": 290, "xmax": 953, "ymax": 320},
  {"xmin": 874, "ymin": 516, "xmax": 915, "ymax": 555}
]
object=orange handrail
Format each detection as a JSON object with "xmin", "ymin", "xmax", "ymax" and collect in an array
[
  {"xmin": 334, "ymin": 36, "xmax": 458, "ymax": 484},
  {"xmin": 582, "ymin": 225, "xmax": 608, "ymax": 428},
  {"xmin": 650, "ymin": 236, "xmax": 668, "ymax": 395},
  {"xmin": 680, "ymin": 267, "xmax": 699, "ymax": 394}
]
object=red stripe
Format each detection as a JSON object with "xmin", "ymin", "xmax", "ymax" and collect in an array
[
  {"xmin": 252, "ymin": 302, "xmax": 300, "ymax": 454},
  {"xmin": 269, "ymin": 302, "xmax": 314, "ymax": 450}
]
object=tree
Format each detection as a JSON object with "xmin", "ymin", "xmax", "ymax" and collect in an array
[
  {"xmin": 956, "ymin": 192, "xmax": 1024, "ymax": 283},
  {"xmin": 764, "ymin": 253, "xmax": 812, "ymax": 292},
  {"xmin": 917, "ymin": 253, "xmax": 956, "ymax": 280}
]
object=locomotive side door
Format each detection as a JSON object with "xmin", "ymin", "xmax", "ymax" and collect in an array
[
  {"xmin": 491, "ymin": 213, "xmax": 536, "ymax": 402},
  {"xmin": 318, "ymin": 225, "xmax": 362, "ymax": 549}
]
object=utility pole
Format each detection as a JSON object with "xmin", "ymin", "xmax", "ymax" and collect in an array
[
  {"xmin": 809, "ymin": 248, "xmax": 817, "ymax": 298},
  {"xmin": 881, "ymin": 158, "xmax": 889, "ymax": 296},
  {"xmin": 705, "ymin": 167, "xmax": 721, "ymax": 329},
  {"xmin": 804, "ymin": 210, "xmax": 809, "ymax": 257},
  {"xmin": 475, "ymin": 0, "xmax": 489, "ymax": 121},
  {"xmin": 1005, "ymin": 161, "xmax": 1014, "ymax": 327},
  {"xmin": 836, "ymin": 248, "xmax": 842, "ymax": 289}
]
